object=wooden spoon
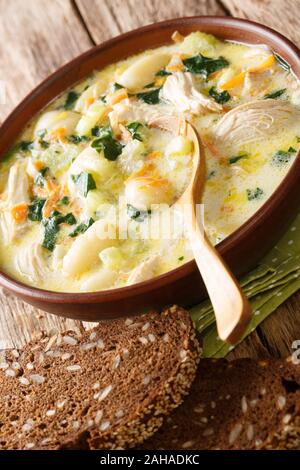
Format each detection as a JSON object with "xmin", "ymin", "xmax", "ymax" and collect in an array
[{"xmin": 176, "ymin": 120, "xmax": 252, "ymax": 344}]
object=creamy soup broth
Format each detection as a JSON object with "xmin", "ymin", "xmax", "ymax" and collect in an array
[{"xmin": 1, "ymin": 31, "xmax": 300, "ymax": 292}]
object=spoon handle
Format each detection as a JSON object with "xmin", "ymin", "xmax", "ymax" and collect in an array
[{"xmin": 185, "ymin": 203, "xmax": 252, "ymax": 344}]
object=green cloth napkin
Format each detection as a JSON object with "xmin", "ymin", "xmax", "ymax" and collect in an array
[{"xmin": 190, "ymin": 213, "xmax": 300, "ymax": 357}]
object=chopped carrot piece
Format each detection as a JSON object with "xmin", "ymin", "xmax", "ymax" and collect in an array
[
  {"xmin": 220, "ymin": 71, "xmax": 246, "ymax": 91},
  {"xmin": 220, "ymin": 55, "xmax": 275, "ymax": 91},
  {"xmin": 209, "ymin": 70, "xmax": 223, "ymax": 80},
  {"xmin": 49, "ymin": 127, "xmax": 66, "ymax": 143},
  {"xmin": 171, "ymin": 31, "xmax": 184, "ymax": 43},
  {"xmin": 42, "ymin": 192, "xmax": 60, "ymax": 219},
  {"xmin": 107, "ymin": 88, "xmax": 128, "ymax": 105},
  {"xmin": 166, "ymin": 63, "xmax": 184, "ymax": 73},
  {"xmin": 249, "ymin": 54, "xmax": 275, "ymax": 73},
  {"xmin": 154, "ymin": 76, "xmax": 166, "ymax": 87},
  {"xmin": 11, "ymin": 203, "xmax": 28, "ymax": 223},
  {"xmin": 45, "ymin": 179, "xmax": 59, "ymax": 194},
  {"xmin": 147, "ymin": 151, "xmax": 162, "ymax": 160},
  {"xmin": 86, "ymin": 96, "xmax": 95, "ymax": 107},
  {"xmin": 34, "ymin": 160, "xmax": 45, "ymax": 171}
]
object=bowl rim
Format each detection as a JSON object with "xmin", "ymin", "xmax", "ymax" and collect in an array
[{"xmin": 0, "ymin": 15, "xmax": 300, "ymax": 303}]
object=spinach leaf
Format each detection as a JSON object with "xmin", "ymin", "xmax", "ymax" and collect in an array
[
  {"xmin": 209, "ymin": 86, "xmax": 231, "ymax": 104},
  {"xmin": 42, "ymin": 217, "xmax": 59, "ymax": 251},
  {"xmin": 91, "ymin": 126, "xmax": 123, "ymax": 160},
  {"xmin": 34, "ymin": 167, "xmax": 49, "ymax": 188},
  {"xmin": 274, "ymin": 53, "xmax": 290, "ymax": 71},
  {"xmin": 58, "ymin": 196, "xmax": 70, "ymax": 206},
  {"xmin": 183, "ymin": 54, "xmax": 229, "ymax": 79},
  {"xmin": 69, "ymin": 217, "xmax": 95, "ymax": 238},
  {"xmin": 144, "ymin": 82, "xmax": 155, "ymax": 89},
  {"xmin": 264, "ymin": 88, "xmax": 286, "ymax": 99},
  {"xmin": 127, "ymin": 204, "xmax": 151, "ymax": 222},
  {"xmin": 126, "ymin": 122, "xmax": 143, "ymax": 141},
  {"xmin": 52, "ymin": 211, "xmax": 76, "ymax": 225},
  {"xmin": 15, "ymin": 141, "xmax": 34, "ymax": 153},
  {"xmin": 155, "ymin": 69, "xmax": 171, "ymax": 77},
  {"xmin": 64, "ymin": 91, "xmax": 79, "ymax": 110},
  {"xmin": 42, "ymin": 211, "xmax": 76, "ymax": 251},
  {"xmin": 71, "ymin": 172, "xmax": 96, "ymax": 197},
  {"xmin": 37, "ymin": 129, "xmax": 50, "ymax": 149},
  {"xmin": 246, "ymin": 187, "xmax": 264, "ymax": 201},
  {"xmin": 113, "ymin": 82, "xmax": 124, "ymax": 91},
  {"xmin": 229, "ymin": 154, "xmax": 248, "ymax": 164},
  {"xmin": 136, "ymin": 87, "xmax": 161, "ymax": 104},
  {"xmin": 272, "ymin": 147, "xmax": 297, "ymax": 166},
  {"xmin": 67, "ymin": 134, "xmax": 89, "ymax": 144},
  {"xmin": 28, "ymin": 198, "xmax": 46, "ymax": 222}
]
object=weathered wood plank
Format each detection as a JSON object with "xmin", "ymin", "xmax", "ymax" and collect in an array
[
  {"xmin": 0, "ymin": 0, "xmax": 94, "ymax": 348},
  {"xmin": 75, "ymin": 0, "xmax": 226, "ymax": 44},
  {"xmin": 0, "ymin": 0, "xmax": 92, "ymax": 122},
  {"xmin": 221, "ymin": 0, "xmax": 300, "ymax": 46}
]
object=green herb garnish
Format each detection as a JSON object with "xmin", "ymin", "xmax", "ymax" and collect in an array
[
  {"xmin": 272, "ymin": 147, "xmax": 297, "ymax": 166},
  {"xmin": 264, "ymin": 88, "xmax": 286, "ymax": 99},
  {"xmin": 28, "ymin": 198, "xmax": 46, "ymax": 222},
  {"xmin": 69, "ymin": 217, "xmax": 95, "ymax": 238},
  {"xmin": 42, "ymin": 211, "xmax": 76, "ymax": 251},
  {"xmin": 91, "ymin": 126, "xmax": 123, "ymax": 161},
  {"xmin": 36, "ymin": 129, "xmax": 50, "ymax": 149},
  {"xmin": 64, "ymin": 91, "xmax": 79, "ymax": 110},
  {"xmin": 113, "ymin": 82, "xmax": 124, "ymax": 91},
  {"xmin": 126, "ymin": 122, "xmax": 143, "ymax": 141},
  {"xmin": 155, "ymin": 69, "xmax": 171, "ymax": 77},
  {"xmin": 144, "ymin": 82, "xmax": 155, "ymax": 89},
  {"xmin": 42, "ymin": 217, "xmax": 59, "ymax": 252},
  {"xmin": 15, "ymin": 141, "xmax": 34, "ymax": 152},
  {"xmin": 71, "ymin": 172, "xmax": 96, "ymax": 197},
  {"xmin": 246, "ymin": 187, "xmax": 264, "ymax": 201},
  {"xmin": 136, "ymin": 87, "xmax": 161, "ymax": 104},
  {"xmin": 274, "ymin": 53, "xmax": 290, "ymax": 71},
  {"xmin": 178, "ymin": 256, "xmax": 184, "ymax": 261},
  {"xmin": 34, "ymin": 167, "xmax": 49, "ymax": 188},
  {"xmin": 183, "ymin": 54, "xmax": 229, "ymax": 79},
  {"xmin": 209, "ymin": 86, "xmax": 231, "ymax": 104},
  {"xmin": 229, "ymin": 154, "xmax": 248, "ymax": 164},
  {"xmin": 58, "ymin": 196, "xmax": 70, "ymax": 206},
  {"xmin": 67, "ymin": 134, "xmax": 89, "ymax": 144},
  {"xmin": 127, "ymin": 204, "xmax": 151, "ymax": 222}
]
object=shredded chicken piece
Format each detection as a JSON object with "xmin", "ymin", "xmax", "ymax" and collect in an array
[
  {"xmin": 0, "ymin": 162, "xmax": 30, "ymax": 243},
  {"xmin": 161, "ymin": 72, "xmax": 222, "ymax": 113},
  {"xmin": 15, "ymin": 240, "xmax": 49, "ymax": 283},
  {"xmin": 213, "ymin": 99, "xmax": 300, "ymax": 149},
  {"xmin": 108, "ymin": 98, "xmax": 182, "ymax": 133},
  {"xmin": 126, "ymin": 254, "xmax": 160, "ymax": 286}
]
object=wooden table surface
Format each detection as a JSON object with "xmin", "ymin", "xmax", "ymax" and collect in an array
[{"xmin": 1, "ymin": 0, "xmax": 300, "ymax": 359}]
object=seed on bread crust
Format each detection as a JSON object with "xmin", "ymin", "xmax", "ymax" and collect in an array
[{"xmin": 0, "ymin": 306, "xmax": 200, "ymax": 450}]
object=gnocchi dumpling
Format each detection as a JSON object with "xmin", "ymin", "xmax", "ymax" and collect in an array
[
  {"xmin": 62, "ymin": 219, "xmax": 118, "ymax": 277},
  {"xmin": 81, "ymin": 267, "xmax": 117, "ymax": 292},
  {"xmin": 75, "ymin": 80, "xmax": 109, "ymax": 113},
  {"xmin": 118, "ymin": 52, "xmax": 170, "ymax": 90},
  {"xmin": 34, "ymin": 110, "xmax": 80, "ymax": 137}
]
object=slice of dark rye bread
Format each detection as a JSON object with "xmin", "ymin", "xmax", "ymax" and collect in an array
[
  {"xmin": 0, "ymin": 306, "xmax": 201, "ymax": 450},
  {"xmin": 141, "ymin": 358, "xmax": 300, "ymax": 450}
]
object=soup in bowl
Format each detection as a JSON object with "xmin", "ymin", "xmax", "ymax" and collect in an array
[{"xmin": 0, "ymin": 17, "xmax": 300, "ymax": 319}]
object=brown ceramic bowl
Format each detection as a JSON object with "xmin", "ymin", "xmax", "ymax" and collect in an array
[{"xmin": 1, "ymin": 16, "xmax": 300, "ymax": 321}]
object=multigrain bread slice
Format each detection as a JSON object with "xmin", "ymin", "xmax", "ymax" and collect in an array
[
  {"xmin": 141, "ymin": 357, "xmax": 300, "ymax": 450},
  {"xmin": 0, "ymin": 306, "xmax": 200, "ymax": 450}
]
